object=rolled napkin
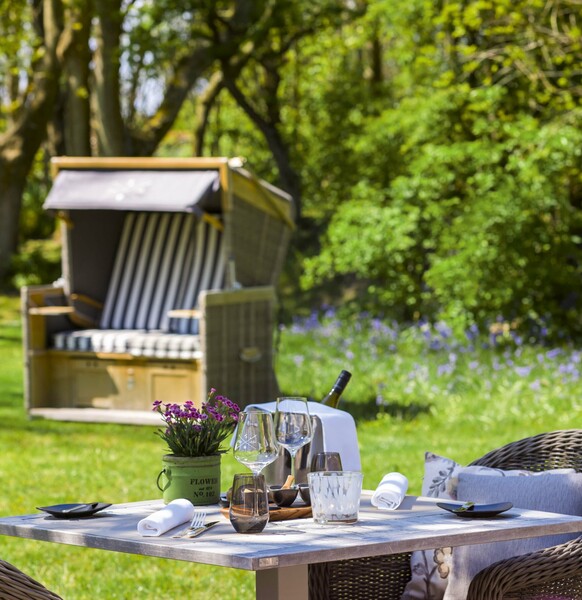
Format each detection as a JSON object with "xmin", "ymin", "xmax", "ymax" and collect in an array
[
  {"xmin": 137, "ymin": 499, "xmax": 195, "ymax": 537},
  {"xmin": 371, "ymin": 472, "xmax": 409, "ymax": 510}
]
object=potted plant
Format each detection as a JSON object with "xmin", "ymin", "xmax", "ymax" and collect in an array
[{"xmin": 153, "ymin": 390, "xmax": 240, "ymax": 505}]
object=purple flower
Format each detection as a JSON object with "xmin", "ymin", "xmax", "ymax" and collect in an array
[
  {"xmin": 152, "ymin": 390, "xmax": 239, "ymax": 457},
  {"xmin": 514, "ymin": 365, "xmax": 532, "ymax": 377}
]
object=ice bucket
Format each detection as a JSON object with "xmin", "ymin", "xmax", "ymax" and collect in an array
[{"xmin": 241, "ymin": 402, "xmax": 360, "ymax": 487}]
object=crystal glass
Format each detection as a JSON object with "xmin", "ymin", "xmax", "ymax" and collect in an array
[
  {"xmin": 308, "ymin": 471, "xmax": 363, "ymax": 525},
  {"xmin": 274, "ymin": 397, "xmax": 312, "ymax": 485},
  {"xmin": 229, "ymin": 473, "xmax": 269, "ymax": 534},
  {"xmin": 233, "ymin": 410, "xmax": 279, "ymax": 475}
]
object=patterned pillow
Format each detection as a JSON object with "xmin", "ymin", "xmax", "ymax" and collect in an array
[{"xmin": 401, "ymin": 452, "xmax": 576, "ymax": 600}]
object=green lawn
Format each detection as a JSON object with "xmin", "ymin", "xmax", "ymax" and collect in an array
[{"xmin": 1, "ymin": 295, "xmax": 581, "ymax": 598}]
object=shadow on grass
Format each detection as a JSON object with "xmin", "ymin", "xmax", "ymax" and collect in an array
[
  {"xmin": 0, "ymin": 334, "xmax": 21, "ymax": 343},
  {"xmin": 335, "ymin": 398, "xmax": 432, "ymax": 424}
]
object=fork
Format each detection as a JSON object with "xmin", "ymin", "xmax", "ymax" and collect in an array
[{"xmin": 172, "ymin": 510, "xmax": 207, "ymax": 538}]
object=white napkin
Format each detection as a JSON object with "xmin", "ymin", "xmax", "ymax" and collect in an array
[
  {"xmin": 371, "ymin": 472, "xmax": 408, "ymax": 510},
  {"xmin": 137, "ymin": 499, "xmax": 194, "ymax": 537}
]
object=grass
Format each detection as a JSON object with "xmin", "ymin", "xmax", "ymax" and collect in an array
[{"xmin": 1, "ymin": 296, "xmax": 581, "ymax": 598}]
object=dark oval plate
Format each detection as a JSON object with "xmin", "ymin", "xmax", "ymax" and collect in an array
[
  {"xmin": 436, "ymin": 501, "xmax": 513, "ymax": 518},
  {"xmin": 37, "ymin": 502, "xmax": 112, "ymax": 519}
]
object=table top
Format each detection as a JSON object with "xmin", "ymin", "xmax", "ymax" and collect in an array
[{"xmin": 1, "ymin": 493, "xmax": 582, "ymax": 572}]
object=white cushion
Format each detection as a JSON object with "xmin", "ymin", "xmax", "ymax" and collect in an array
[
  {"xmin": 52, "ymin": 329, "xmax": 203, "ymax": 360},
  {"xmin": 443, "ymin": 471, "xmax": 582, "ymax": 599}
]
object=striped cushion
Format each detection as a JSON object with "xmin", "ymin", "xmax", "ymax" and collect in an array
[
  {"xmin": 99, "ymin": 212, "xmax": 225, "ymax": 333},
  {"xmin": 53, "ymin": 330, "xmax": 203, "ymax": 360}
]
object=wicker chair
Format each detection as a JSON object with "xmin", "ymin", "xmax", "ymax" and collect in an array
[
  {"xmin": 308, "ymin": 429, "xmax": 582, "ymax": 600},
  {"xmin": 0, "ymin": 559, "xmax": 62, "ymax": 599}
]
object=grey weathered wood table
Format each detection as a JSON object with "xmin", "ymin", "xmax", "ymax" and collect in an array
[{"xmin": 1, "ymin": 492, "xmax": 582, "ymax": 600}]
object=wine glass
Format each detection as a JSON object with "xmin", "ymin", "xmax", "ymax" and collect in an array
[
  {"xmin": 233, "ymin": 410, "xmax": 279, "ymax": 475},
  {"xmin": 274, "ymin": 397, "xmax": 313, "ymax": 487}
]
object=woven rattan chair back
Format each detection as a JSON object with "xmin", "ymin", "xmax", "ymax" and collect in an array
[
  {"xmin": 309, "ymin": 429, "xmax": 582, "ymax": 600},
  {"xmin": 0, "ymin": 559, "xmax": 62, "ymax": 599},
  {"xmin": 468, "ymin": 429, "xmax": 582, "ymax": 473}
]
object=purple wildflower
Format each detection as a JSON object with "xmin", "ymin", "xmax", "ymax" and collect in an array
[{"xmin": 514, "ymin": 366, "xmax": 532, "ymax": 377}]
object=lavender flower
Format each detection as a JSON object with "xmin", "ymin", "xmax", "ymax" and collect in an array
[{"xmin": 152, "ymin": 389, "xmax": 240, "ymax": 457}]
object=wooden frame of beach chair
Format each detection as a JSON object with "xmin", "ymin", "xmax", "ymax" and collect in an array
[{"xmin": 21, "ymin": 157, "xmax": 294, "ymax": 424}]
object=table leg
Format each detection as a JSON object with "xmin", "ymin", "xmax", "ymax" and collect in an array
[{"xmin": 256, "ymin": 565, "xmax": 308, "ymax": 600}]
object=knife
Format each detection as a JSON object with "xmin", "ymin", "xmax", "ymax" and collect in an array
[
  {"xmin": 173, "ymin": 520, "xmax": 220, "ymax": 538},
  {"xmin": 61, "ymin": 503, "xmax": 100, "ymax": 513}
]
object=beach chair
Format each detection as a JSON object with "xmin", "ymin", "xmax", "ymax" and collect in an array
[{"xmin": 21, "ymin": 157, "xmax": 294, "ymax": 424}]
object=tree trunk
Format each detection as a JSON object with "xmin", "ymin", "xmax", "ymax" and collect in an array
[
  {"xmin": 64, "ymin": 4, "xmax": 92, "ymax": 155},
  {"xmin": 194, "ymin": 72, "xmax": 225, "ymax": 156},
  {"xmin": 0, "ymin": 165, "xmax": 27, "ymax": 284},
  {"xmin": 225, "ymin": 79, "xmax": 302, "ymax": 216},
  {"xmin": 92, "ymin": 0, "xmax": 125, "ymax": 155},
  {"xmin": 0, "ymin": 0, "xmax": 66, "ymax": 283}
]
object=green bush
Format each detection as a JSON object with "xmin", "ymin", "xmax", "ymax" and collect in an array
[
  {"xmin": 10, "ymin": 238, "xmax": 61, "ymax": 290},
  {"xmin": 303, "ymin": 88, "xmax": 582, "ymax": 335}
]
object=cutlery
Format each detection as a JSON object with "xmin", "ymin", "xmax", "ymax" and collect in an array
[
  {"xmin": 454, "ymin": 502, "xmax": 475, "ymax": 513},
  {"xmin": 61, "ymin": 503, "xmax": 100, "ymax": 513},
  {"xmin": 174, "ymin": 520, "xmax": 220, "ymax": 538},
  {"xmin": 171, "ymin": 510, "xmax": 207, "ymax": 538}
]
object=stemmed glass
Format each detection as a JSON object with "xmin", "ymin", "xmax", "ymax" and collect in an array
[
  {"xmin": 233, "ymin": 410, "xmax": 279, "ymax": 475},
  {"xmin": 274, "ymin": 396, "xmax": 313, "ymax": 487}
]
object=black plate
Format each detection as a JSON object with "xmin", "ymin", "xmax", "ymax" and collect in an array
[
  {"xmin": 436, "ymin": 501, "xmax": 513, "ymax": 518},
  {"xmin": 37, "ymin": 502, "xmax": 112, "ymax": 519}
]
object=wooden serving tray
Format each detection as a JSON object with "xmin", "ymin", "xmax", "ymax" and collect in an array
[{"xmin": 221, "ymin": 505, "xmax": 312, "ymax": 521}]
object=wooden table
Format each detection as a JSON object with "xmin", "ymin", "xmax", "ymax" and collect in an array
[{"xmin": 1, "ymin": 492, "xmax": 582, "ymax": 600}]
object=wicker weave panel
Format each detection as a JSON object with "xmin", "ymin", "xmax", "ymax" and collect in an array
[
  {"xmin": 308, "ymin": 553, "xmax": 413, "ymax": 600},
  {"xmin": 202, "ymin": 294, "xmax": 279, "ymax": 408},
  {"xmin": 468, "ymin": 535, "xmax": 582, "ymax": 599},
  {"xmin": 231, "ymin": 197, "xmax": 291, "ymax": 287},
  {"xmin": 468, "ymin": 429, "xmax": 582, "ymax": 472},
  {"xmin": 0, "ymin": 559, "xmax": 62, "ymax": 599}
]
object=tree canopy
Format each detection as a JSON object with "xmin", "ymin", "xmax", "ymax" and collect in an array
[{"xmin": 1, "ymin": 0, "xmax": 581, "ymax": 335}]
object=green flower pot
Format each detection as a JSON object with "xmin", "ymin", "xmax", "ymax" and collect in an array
[{"xmin": 156, "ymin": 454, "xmax": 221, "ymax": 505}]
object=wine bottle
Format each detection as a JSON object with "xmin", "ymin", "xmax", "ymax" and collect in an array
[{"xmin": 321, "ymin": 370, "xmax": 352, "ymax": 408}]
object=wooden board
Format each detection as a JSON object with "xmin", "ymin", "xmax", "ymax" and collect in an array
[{"xmin": 221, "ymin": 505, "xmax": 312, "ymax": 522}]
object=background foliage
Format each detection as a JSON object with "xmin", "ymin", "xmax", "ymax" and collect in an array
[{"xmin": 1, "ymin": 0, "xmax": 581, "ymax": 334}]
